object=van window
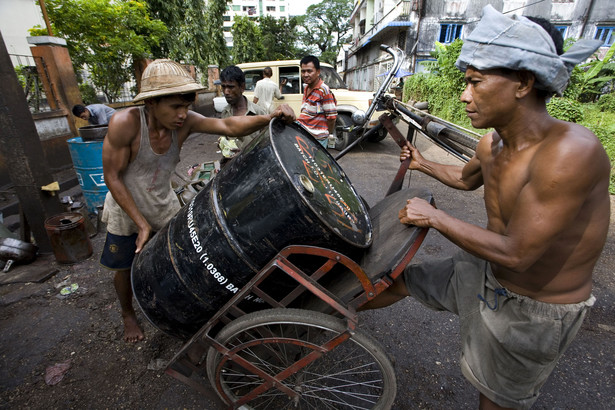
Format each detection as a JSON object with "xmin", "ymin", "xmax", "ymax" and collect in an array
[
  {"xmin": 320, "ymin": 67, "xmax": 347, "ymax": 89},
  {"xmin": 243, "ymin": 69, "xmax": 263, "ymax": 91},
  {"xmin": 279, "ymin": 66, "xmax": 301, "ymax": 94}
]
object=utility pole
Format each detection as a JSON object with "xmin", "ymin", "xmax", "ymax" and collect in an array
[
  {"xmin": 0, "ymin": 31, "xmax": 64, "ymax": 252},
  {"xmin": 38, "ymin": 0, "xmax": 54, "ymax": 36}
]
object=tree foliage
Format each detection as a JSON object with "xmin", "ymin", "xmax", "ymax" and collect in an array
[
  {"xmin": 30, "ymin": 0, "xmax": 167, "ymax": 102},
  {"xmin": 231, "ymin": 16, "xmax": 264, "ymax": 64},
  {"xmin": 144, "ymin": 0, "xmax": 229, "ymax": 75},
  {"xmin": 297, "ymin": 0, "xmax": 354, "ymax": 64},
  {"xmin": 259, "ymin": 16, "xmax": 300, "ymax": 61},
  {"xmin": 404, "ymin": 39, "xmax": 469, "ymax": 126},
  {"xmin": 202, "ymin": 0, "xmax": 231, "ymax": 69},
  {"xmin": 564, "ymin": 41, "xmax": 615, "ymax": 102}
]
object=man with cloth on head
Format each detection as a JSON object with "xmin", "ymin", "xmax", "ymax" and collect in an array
[
  {"xmin": 99, "ymin": 59, "xmax": 295, "ymax": 343},
  {"xmin": 253, "ymin": 66, "xmax": 284, "ymax": 113},
  {"xmin": 361, "ymin": 6, "xmax": 609, "ymax": 409}
]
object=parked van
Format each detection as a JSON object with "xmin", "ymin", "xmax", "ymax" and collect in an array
[{"xmin": 214, "ymin": 60, "xmax": 387, "ymax": 150}]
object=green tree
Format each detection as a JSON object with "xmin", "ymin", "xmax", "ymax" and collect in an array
[
  {"xmin": 144, "ymin": 0, "xmax": 229, "ymax": 76},
  {"xmin": 404, "ymin": 39, "xmax": 468, "ymax": 125},
  {"xmin": 297, "ymin": 0, "xmax": 354, "ymax": 64},
  {"xmin": 202, "ymin": 0, "xmax": 231, "ymax": 70},
  {"xmin": 259, "ymin": 16, "xmax": 299, "ymax": 61},
  {"xmin": 30, "ymin": 0, "xmax": 167, "ymax": 102},
  {"xmin": 231, "ymin": 16, "xmax": 264, "ymax": 64}
]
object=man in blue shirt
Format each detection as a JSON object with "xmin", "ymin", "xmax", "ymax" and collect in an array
[{"xmin": 72, "ymin": 104, "xmax": 117, "ymax": 125}]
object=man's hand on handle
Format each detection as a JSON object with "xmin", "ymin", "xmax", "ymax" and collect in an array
[{"xmin": 400, "ymin": 141, "xmax": 425, "ymax": 171}]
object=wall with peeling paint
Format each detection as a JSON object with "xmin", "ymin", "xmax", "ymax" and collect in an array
[{"xmin": 345, "ymin": 0, "xmax": 615, "ymax": 92}]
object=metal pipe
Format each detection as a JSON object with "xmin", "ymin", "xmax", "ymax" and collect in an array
[{"xmin": 335, "ymin": 45, "xmax": 402, "ymax": 161}]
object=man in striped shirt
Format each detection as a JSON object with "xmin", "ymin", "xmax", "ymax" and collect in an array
[{"xmin": 297, "ymin": 55, "xmax": 337, "ymax": 147}]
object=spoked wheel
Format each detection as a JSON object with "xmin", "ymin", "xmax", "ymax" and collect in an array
[{"xmin": 206, "ymin": 308, "xmax": 396, "ymax": 409}]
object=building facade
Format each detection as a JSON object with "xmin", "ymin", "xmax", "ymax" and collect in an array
[
  {"xmin": 1, "ymin": 0, "xmax": 46, "ymax": 67},
  {"xmin": 221, "ymin": 0, "xmax": 290, "ymax": 48},
  {"xmin": 345, "ymin": 0, "xmax": 615, "ymax": 92}
]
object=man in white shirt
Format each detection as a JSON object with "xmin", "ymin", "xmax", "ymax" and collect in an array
[{"xmin": 253, "ymin": 67, "xmax": 284, "ymax": 113}]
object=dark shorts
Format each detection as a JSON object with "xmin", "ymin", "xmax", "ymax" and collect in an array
[{"xmin": 99, "ymin": 232, "xmax": 138, "ymax": 271}]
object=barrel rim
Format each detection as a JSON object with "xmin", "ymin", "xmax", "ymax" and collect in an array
[
  {"xmin": 44, "ymin": 212, "xmax": 85, "ymax": 230},
  {"xmin": 269, "ymin": 119, "xmax": 373, "ymax": 248},
  {"xmin": 67, "ymin": 136, "xmax": 103, "ymax": 144}
]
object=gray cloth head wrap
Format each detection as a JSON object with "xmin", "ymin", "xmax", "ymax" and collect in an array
[{"xmin": 455, "ymin": 5, "xmax": 602, "ymax": 96}]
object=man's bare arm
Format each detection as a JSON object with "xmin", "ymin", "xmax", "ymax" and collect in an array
[
  {"xmin": 400, "ymin": 135, "xmax": 486, "ymax": 191},
  {"xmin": 187, "ymin": 104, "xmax": 295, "ymax": 137},
  {"xmin": 327, "ymin": 117, "xmax": 336, "ymax": 135},
  {"xmin": 102, "ymin": 110, "xmax": 152, "ymax": 252}
]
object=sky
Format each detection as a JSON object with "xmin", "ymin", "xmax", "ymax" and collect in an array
[{"xmin": 288, "ymin": 0, "xmax": 324, "ymax": 16}]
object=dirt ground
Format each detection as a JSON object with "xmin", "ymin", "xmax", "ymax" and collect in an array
[{"xmin": 1, "ymin": 126, "xmax": 614, "ymax": 409}]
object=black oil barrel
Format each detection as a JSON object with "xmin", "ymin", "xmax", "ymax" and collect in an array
[{"xmin": 131, "ymin": 120, "xmax": 372, "ymax": 339}]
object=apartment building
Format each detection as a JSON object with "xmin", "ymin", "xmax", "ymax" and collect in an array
[
  {"xmin": 221, "ymin": 0, "xmax": 290, "ymax": 48},
  {"xmin": 344, "ymin": 0, "xmax": 615, "ymax": 92}
]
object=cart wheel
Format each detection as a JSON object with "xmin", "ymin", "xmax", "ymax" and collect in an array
[
  {"xmin": 206, "ymin": 308, "xmax": 396, "ymax": 409},
  {"xmin": 334, "ymin": 113, "xmax": 353, "ymax": 150}
]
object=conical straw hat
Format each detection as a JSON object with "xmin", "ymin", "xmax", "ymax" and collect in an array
[{"xmin": 133, "ymin": 59, "xmax": 206, "ymax": 102}]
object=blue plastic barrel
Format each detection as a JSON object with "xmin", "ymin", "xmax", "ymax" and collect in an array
[{"xmin": 67, "ymin": 137, "xmax": 108, "ymax": 214}]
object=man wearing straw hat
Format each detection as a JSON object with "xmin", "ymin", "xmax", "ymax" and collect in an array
[
  {"xmin": 362, "ymin": 6, "xmax": 609, "ymax": 409},
  {"xmin": 99, "ymin": 59, "xmax": 295, "ymax": 343}
]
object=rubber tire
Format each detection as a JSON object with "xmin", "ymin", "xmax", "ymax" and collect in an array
[
  {"xmin": 334, "ymin": 113, "xmax": 354, "ymax": 151},
  {"xmin": 367, "ymin": 126, "xmax": 388, "ymax": 143},
  {"xmin": 206, "ymin": 308, "xmax": 397, "ymax": 409}
]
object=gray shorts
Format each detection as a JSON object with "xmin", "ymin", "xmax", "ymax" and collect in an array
[{"xmin": 404, "ymin": 250, "xmax": 595, "ymax": 409}]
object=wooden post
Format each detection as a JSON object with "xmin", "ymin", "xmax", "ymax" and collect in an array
[
  {"xmin": 29, "ymin": 37, "xmax": 82, "ymax": 136},
  {"xmin": 0, "ymin": 31, "xmax": 64, "ymax": 252},
  {"xmin": 208, "ymin": 65, "xmax": 220, "ymax": 94}
]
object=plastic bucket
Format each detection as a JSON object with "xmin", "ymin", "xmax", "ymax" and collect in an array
[
  {"xmin": 44, "ymin": 212, "xmax": 93, "ymax": 264},
  {"xmin": 67, "ymin": 137, "xmax": 109, "ymax": 214},
  {"xmin": 132, "ymin": 120, "xmax": 373, "ymax": 339}
]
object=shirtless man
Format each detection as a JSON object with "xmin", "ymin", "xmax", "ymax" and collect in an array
[
  {"xmin": 99, "ymin": 59, "xmax": 295, "ymax": 342},
  {"xmin": 362, "ymin": 6, "xmax": 609, "ymax": 409}
]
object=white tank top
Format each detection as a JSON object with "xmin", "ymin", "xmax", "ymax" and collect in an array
[{"xmin": 102, "ymin": 106, "xmax": 181, "ymax": 235}]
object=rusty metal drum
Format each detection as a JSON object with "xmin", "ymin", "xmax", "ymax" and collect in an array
[{"xmin": 131, "ymin": 120, "xmax": 372, "ymax": 339}]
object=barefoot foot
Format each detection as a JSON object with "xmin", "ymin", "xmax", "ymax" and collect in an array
[{"xmin": 122, "ymin": 314, "xmax": 144, "ymax": 343}]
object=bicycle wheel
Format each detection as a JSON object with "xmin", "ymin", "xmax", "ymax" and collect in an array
[{"xmin": 206, "ymin": 308, "xmax": 396, "ymax": 409}]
